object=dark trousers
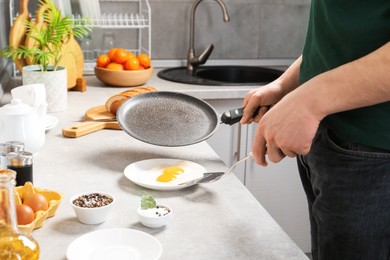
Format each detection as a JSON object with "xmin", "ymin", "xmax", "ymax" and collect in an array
[{"xmin": 297, "ymin": 124, "xmax": 390, "ymax": 260}]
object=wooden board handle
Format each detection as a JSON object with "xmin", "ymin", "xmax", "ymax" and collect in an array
[
  {"xmin": 62, "ymin": 121, "xmax": 108, "ymax": 138},
  {"xmin": 20, "ymin": 0, "xmax": 29, "ymax": 15}
]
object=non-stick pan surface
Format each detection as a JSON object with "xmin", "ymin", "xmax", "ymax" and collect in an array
[{"xmin": 117, "ymin": 91, "xmax": 219, "ymax": 146}]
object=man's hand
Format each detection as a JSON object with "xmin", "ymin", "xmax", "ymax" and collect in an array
[{"xmin": 252, "ymin": 91, "xmax": 321, "ymax": 166}]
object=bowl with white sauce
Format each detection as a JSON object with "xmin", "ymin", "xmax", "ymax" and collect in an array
[{"xmin": 137, "ymin": 204, "xmax": 173, "ymax": 228}]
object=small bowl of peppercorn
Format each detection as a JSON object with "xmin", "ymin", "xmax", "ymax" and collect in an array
[
  {"xmin": 70, "ymin": 192, "xmax": 115, "ymax": 225},
  {"xmin": 137, "ymin": 193, "xmax": 173, "ymax": 229}
]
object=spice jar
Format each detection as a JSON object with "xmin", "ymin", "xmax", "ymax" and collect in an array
[
  {"xmin": 0, "ymin": 141, "xmax": 24, "ymax": 169},
  {"xmin": 6, "ymin": 151, "xmax": 33, "ymax": 186},
  {"xmin": 0, "ymin": 169, "xmax": 40, "ymax": 259}
]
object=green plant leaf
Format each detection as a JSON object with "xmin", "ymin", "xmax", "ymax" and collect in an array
[
  {"xmin": 1, "ymin": 0, "xmax": 92, "ymax": 71},
  {"xmin": 140, "ymin": 193, "xmax": 157, "ymax": 210}
]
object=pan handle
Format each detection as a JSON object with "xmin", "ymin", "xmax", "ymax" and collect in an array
[{"xmin": 221, "ymin": 106, "xmax": 267, "ymax": 125}]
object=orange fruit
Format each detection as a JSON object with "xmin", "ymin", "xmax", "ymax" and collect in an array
[
  {"xmin": 96, "ymin": 54, "xmax": 111, "ymax": 68},
  {"xmin": 124, "ymin": 57, "xmax": 140, "ymax": 70},
  {"xmin": 107, "ymin": 48, "xmax": 119, "ymax": 60},
  {"xmin": 113, "ymin": 48, "xmax": 130, "ymax": 64},
  {"xmin": 137, "ymin": 53, "xmax": 151, "ymax": 69},
  {"xmin": 128, "ymin": 51, "xmax": 136, "ymax": 60},
  {"xmin": 106, "ymin": 62, "xmax": 124, "ymax": 71}
]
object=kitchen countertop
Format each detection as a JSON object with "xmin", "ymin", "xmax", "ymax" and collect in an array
[
  {"xmin": 2, "ymin": 67, "xmax": 307, "ymax": 260},
  {"xmin": 88, "ymin": 67, "xmax": 261, "ymax": 100},
  {"xmin": 5, "ymin": 66, "xmax": 287, "ymax": 101}
]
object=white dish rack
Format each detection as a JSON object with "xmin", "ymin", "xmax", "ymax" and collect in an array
[
  {"xmin": 9, "ymin": 0, "xmax": 151, "ymax": 75},
  {"xmin": 72, "ymin": 13, "xmax": 149, "ymax": 29}
]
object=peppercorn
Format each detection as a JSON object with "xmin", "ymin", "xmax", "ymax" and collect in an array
[{"xmin": 73, "ymin": 193, "xmax": 113, "ymax": 208}]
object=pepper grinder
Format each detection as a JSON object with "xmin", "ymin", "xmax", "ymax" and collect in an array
[
  {"xmin": 0, "ymin": 141, "xmax": 24, "ymax": 169},
  {"xmin": 6, "ymin": 151, "xmax": 33, "ymax": 186}
]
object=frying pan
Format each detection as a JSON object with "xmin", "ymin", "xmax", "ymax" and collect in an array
[{"xmin": 117, "ymin": 91, "xmax": 219, "ymax": 147}]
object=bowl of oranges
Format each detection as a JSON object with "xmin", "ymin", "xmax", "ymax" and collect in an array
[{"xmin": 95, "ymin": 48, "xmax": 153, "ymax": 87}]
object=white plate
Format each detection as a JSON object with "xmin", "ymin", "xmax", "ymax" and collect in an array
[
  {"xmin": 66, "ymin": 228, "xmax": 162, "ymax": 260},
  {"xmin": 45, "ymin": 115, "xmax": 59, "ymax": 131},
  {"xmin": 124, "ymin": 158, "xmax": 206, "ymax": 190}
]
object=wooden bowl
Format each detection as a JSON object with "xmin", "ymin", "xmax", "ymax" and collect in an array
[{"xmin": 95, "ymin": 66, "xmax": 154, "ymax": 87}]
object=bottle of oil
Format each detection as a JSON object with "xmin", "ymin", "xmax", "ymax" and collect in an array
[{"xmin": 0, "ymin": 169, "xmax": 40, "ymax": 259}]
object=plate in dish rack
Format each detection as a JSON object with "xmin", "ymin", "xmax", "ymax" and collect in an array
[
  {"xmin": 124, "ymin": 158, "xmax": 206, "ymax": 191},
  {"xmin": 66, "ymin": 228, "xmax": 162, "ymax": 260}
]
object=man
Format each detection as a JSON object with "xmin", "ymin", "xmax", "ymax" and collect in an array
[{"xmin": 240, "ymin": 1, "xmax": 390, "ymax": 259}]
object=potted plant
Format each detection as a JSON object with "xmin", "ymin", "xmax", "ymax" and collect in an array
[{"xmin": 0, "ymin": 0, "xmax": 92, "ymax": 112}]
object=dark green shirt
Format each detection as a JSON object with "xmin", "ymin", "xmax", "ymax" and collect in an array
[{"xmin": 299, "ymin": 0, "xmax": 390, "ymax": 150}]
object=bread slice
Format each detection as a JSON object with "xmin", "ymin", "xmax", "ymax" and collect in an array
[{"xmin": 105, "ymin": 86, "xmax": 157, "ymax": 114}]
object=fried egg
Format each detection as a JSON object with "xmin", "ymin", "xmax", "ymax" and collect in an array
[{"xmin": 156, "ymin": 166, "xmax": 185, "ymax": 182}]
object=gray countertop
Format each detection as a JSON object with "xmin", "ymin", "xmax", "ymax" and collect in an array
[
  {"xmin": 3, "ymin": 68, "xmax": 307, "ymax": 260},
  {"xmin": 86, "ymin": 67, "xmax": 257, "ymax": 100}
]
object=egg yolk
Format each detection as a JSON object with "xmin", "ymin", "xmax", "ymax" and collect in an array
[{"xmin": 156, "ymin": 166, "xmax": 185, "ymax": 182}]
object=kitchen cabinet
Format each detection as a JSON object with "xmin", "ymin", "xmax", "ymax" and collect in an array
[
  {"xmin": 244, "ymin": 122, "xmax": 311, "ymax": 252},
  {"xmin": 205, "ymin": 99, "xmax": 247, "ymax": 183},
  {"xmin": 206, "ymin": 98, "xmax": 311, "ymax": 253}
]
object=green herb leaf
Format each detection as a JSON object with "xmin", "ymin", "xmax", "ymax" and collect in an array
[{"xmin": 141, "ymin": 193, "xmax": 157, "ymax": 210}]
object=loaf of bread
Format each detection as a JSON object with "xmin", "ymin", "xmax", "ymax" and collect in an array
[{"xmin": 105, "ymin": 86, "xmax": 157, "ymax": 114}]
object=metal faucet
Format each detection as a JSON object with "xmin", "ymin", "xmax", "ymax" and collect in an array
[{"xmin": 187, "ymin": 0, "xmax": 230, "ymax": 72}]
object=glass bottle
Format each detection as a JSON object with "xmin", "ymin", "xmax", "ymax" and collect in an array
[
  {"xmin": 81, "ymin": 35, "xmax": 94, "ymax": 62},
  {"xmin": 0, "ymin": 170, "xmax": 40, "ymax": 259},
  {"xmin": 101, "ymin": 32, "xmax": 115, "ymax": 53}
]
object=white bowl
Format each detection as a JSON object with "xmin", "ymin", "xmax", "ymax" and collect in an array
[
  {"xmin": 137, "ymin": 205, "xmax": 173, "ymax": 228},
  {"xmin": 70, "ymin": 192, "xmax": 115, "ymax": 225}
]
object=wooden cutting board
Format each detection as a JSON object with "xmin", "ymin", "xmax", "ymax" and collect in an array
[
  {"xmin": 57, "ymin": 36, "xmax": 84, "ymax": 89},
  {"xmin": 9, "ymin": 0, "xmax": 30, "ymax": 72},
  {"xmin": 50, "ymin": 2, "xmax": 84, "ymax": 89},
  {"xmin": 62, "ymin": 106, "xmax": 121, "ymax": 138}
]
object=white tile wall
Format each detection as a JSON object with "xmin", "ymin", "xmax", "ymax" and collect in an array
[
  {"xmin": 10, "ymin": 0, "xmax": 310, "ymax": 60},
  {"xmin": 150, "ymin": 0, "xmax": 310, "ymax": 59}
]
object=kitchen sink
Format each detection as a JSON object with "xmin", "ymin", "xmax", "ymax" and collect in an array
[{"xmin": 157, "ymin": 66, "xmax": 283, "ymax": 86}]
